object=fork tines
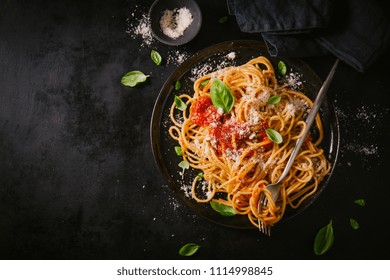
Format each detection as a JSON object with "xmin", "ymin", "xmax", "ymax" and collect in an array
[
  {"xmin": 258, "ymin": 205, "xmax": 271, "ymax": 235},
  {"xmin": 259, "ymin": 220, "xmax": 271, "ymax": 236},
  {"xmin": 257, "ymin": 193, "xmax": 272, "ymax": 236}
]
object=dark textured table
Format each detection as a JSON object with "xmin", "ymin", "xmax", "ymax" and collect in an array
[{"xmin": 1, "ymin": 0, "xmax": 389, "ymax": 260}]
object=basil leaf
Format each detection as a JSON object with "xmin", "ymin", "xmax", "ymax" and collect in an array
[
  {"xmin": 151, "ymin": 50, "xmax": 162, "ymax": 65},
  {"xmin": 200, "ymin": 79, "xmax": 209, "ymax": 87},
  {"xmin": 175, "ymin": 80, "xmax": 181, "ymax": 90},
  {"xmin": 218, "ymin": 16, "xmax": 228, "ymax": 23},
  {"xmin": 121, "ymin": 71, "xmax": 149, "ymax": 87},
  {"xmin": 314, "ymin": 220, "xmax": 334, "ymax": 255},
  {"xmin": 268, "ymin": 95, "xmax": 281, "ymax": 104},
  {"xmin": 278, "ymin": 61, "xmax": 287, "ymax": 76},
  {"xmin": 174, "ymin": 96, "xmax": 187, "ymax": 111},
  {"xmin": 265, "ymin": 128, "xmax": 282, "ymax": 144},
  {"xmin": 179, "ymin": 243, "xmax": 200, "ymax": 256},
  {"xmin": 210, "ymin": 78, "xmax": 234, "ymax": 113},
  {"xmin": 178, "ymin": 160, "xmax": 189, "ymax": 170},
  {"xmin": 354, "ymin": 199, "xmax": 366, "ymax": 207},
  {"xmin": 210, "ymin": 201, "xmax": 236, "ymax": 216},
  {"xmin": 174, "ymin": 146, "xmax": 182, "ymax": 156},
  {"xmin": 196, "ymin": 172, "xmax": 203, "ymax": 181},
  {"xmin": 350, "ymin": 218, "xmax": 359, "ymax": 230}
]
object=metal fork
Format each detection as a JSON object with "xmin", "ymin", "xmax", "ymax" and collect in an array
[{"xmin": 257, "ymin": 59, "xmax": 339, "ymax": 235}]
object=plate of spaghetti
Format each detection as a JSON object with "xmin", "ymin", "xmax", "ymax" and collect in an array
[{"xmin": 151, "ymin": 40, "xmax": 339, "ymax": 230}]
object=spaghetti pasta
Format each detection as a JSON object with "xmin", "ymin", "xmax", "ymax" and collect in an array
[{"xmin": 169, "ymin": 56, "xmax": 331, "ymax": 230}]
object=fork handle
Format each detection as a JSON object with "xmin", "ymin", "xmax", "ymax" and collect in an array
[{"xmin": 277, "ymin": 59, "xmax": 339, "ymax": 183}]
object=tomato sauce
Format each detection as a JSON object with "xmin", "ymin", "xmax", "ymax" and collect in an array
[
  {"xmin": 190, "ymin": 96, "xmax": 222, "ymax": 127},
  {"xmin": 210, "ymin": 119, "xmax": 249, "ymax": 153},
  {"xmin": 190, "ymin": 96, "xmax": 273, "ymax": 154},
  {"xmin": 190, "ymin": 96, "xmax": 250, "ymax": 153}
]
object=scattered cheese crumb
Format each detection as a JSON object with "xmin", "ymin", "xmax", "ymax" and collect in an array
[
  {"xmin": 226, "ymin": 52, "xmax": 236, "ymax": 60},
  {"xmin": 126, "ymin": 11, "xmax": 154, "ymax": 47},
  {"xmin": 284, "ymin": 71, "xmax": 303, "ymax": 90},
  {"xmin": 286, "ymin": 103, "xmax": 296, "ymax": 118}
]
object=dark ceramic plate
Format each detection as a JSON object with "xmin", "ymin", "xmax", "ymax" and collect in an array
[
  {"xmin": 150, "ymin": 40, "xmax": 340, "ymax": 229},
  {"xmin": 149, "ymin": 0, "xmax": 202, "ymax": 46}
]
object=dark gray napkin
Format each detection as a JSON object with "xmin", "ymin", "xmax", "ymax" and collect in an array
[{"xmin": 227, "ymin": 0, "xmax": 390, "ymax": 72}]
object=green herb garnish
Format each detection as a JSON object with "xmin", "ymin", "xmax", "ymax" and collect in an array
[
  {"xmin": 179, "ymin": 243, "xmax": 200, "ymax": 256},
  {"xmin": 350, "ymin": 218, "xmax": 359, "ymax": 230},
  {"xmin": 174, "ymin": 146, "xmax": 182, "ymax": 156},
  {"xmin": 121, "ymin": 71, "xmax": 149, "ymax": 87},
  {"xmin": 265, "ymin": 128, "xmax": 283, "ymax": 144},
  {"xmin": 210, "ymin": 201, "xmax": 236, "ymax": 216},
  {"xmin": 210, "ymin": 78, "xmax": 234, "ymax": 113},
  {"xmin": 178, "ymin": 160, "xmax": 190, "ymax": 177},
  {"xmin": 178, "ymin": 160, "xmax": 189, "ymax": 170},
  {"xmin": 218, "ymin": 16, "xmax": 228, "ymax": 23},
  {"xmin": 314, "ymin": 220, "xmax": 334, "ymax": 255},
  {"xmin": 151, "ymin": 50, "xmax": 162, "ymax": 65},
  {"xmin": 200, "ymin": 79, "xmax": 209, "ymax": 87},
  {"xmin": 268, "ymin": 95, "xmax": 281, "ymax": 104},
  {"xmin": 354, "ymin": 199, "xmax": 366, "ymax": 207},
  {"xmin": 278, "ymin": 60, "xmax": 287, "ymax": 76},
  {"xmin": 174, "ymin": 96, "xmax": 187, "ymax": 111},
  {"xmin": 175, "ymin": 80, "xmax": 181, "ymax": 90},
  {"xmin": 196, "ymin": 172, "xmax": 203, "ymax": 181}
]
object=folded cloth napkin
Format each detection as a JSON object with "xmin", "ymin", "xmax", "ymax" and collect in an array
[{"xmin": 227, "ymin": 0, "xmax": 390, "ymax": 72}]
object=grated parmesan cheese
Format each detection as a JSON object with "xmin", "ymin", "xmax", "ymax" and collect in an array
[
  {"xmin": 125, "ymin": 6, "xmax": 190, "ymax": 64},
  {"xmin": 180, "ymin": 183, "xmax": 192, "ymax": 198},
  {"xmin": 190, "ymin": 53, "xmax": 238, "ymax": 81},
  {"xmin": 285, "ymin": 103, "xmax": 296, "ymax": 118},
  {"xmin": 226, "ymin": 52, "xmax": 236, "ymax": 60},
  {"xmin": 225, "ymin": 148, "xmax": 240, "ymax": 161},
  {"xmin": 284, "ymin": 71, "xmax": 303, "ymax": 90},
  {"xmin": 160, "ymin": 7, "xmax": 193, "ymax": 39},
  {"xmin": 126, "ymin": 7, "xmax": 155, "ymax": 47},
  {"xmin": 291, "ymin": 97, "xmax": 309, "ymax": 112},
  {"xmin": 258, "ymin": 89, "xmax": 271, "ymax": 103}
]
